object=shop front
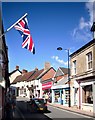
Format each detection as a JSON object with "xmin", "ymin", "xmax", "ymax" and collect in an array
[
  {"xmin": 42, "ymin": 81, "xmax": 52, "ymax": 100},
  {"xmin": 51, "ymin": 84, "xmax": 69, "ymax": 106},
  {"xmin": 54, "ymin": 89, "xmax": 63, "ymax": 104},
  {"xmin": 42, "ymin": 82, "xmax": 52, "ymax": 90}
]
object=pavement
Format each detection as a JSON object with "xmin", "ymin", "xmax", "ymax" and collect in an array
[{"xmin": 47, "ymin": 102, "xmax": 94, "ymax": 118}]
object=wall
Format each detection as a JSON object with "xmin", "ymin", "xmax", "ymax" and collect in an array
[
  {"xmin": 81, "ymin": 103, "xmax": 93, "ymax": 112},
  {"xmin": 70, "ymin": 45, "xmax": 94, "ymax": 77},
  {"xmin": 93, "ymin": 44, "xmax": 95, "ymax": 71},
  {"xmin": 9, "ymin": 71, "xmax": 21, "ymax": 84}
]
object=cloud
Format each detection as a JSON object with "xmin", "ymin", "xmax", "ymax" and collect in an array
[
  {"xmin": 79, "ymin": 17, "xmax": 90, "ymax": 30},
  {"xmin": 72, "ymin": 1, "xmax": 93, "ymax": 42},
  {"xmin": 85, "ymin": 1, "xmax": 95, "ymax": 25},
  {"xmin": 51, "ymin": 56, "xmax": 68, "ymax": 66}
]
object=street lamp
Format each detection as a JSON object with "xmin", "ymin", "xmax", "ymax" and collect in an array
[{"xmin": 57, "ymin": 47, "xmax": 71, "ymax": 107}]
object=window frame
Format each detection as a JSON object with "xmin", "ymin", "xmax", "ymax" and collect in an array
[
  {"xmin": 82, "ymin": 84, "xmax": 93, "ymax": 104},
  {"xmin": 73, "ymin": 60, "xmax": 76, "ymax": 75},
  {"xmin": 86, "ymin": 52, "xmax": 92, "ymax": 70}
]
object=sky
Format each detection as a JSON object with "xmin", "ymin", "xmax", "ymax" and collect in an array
[{"xmin": 1, "ymin": 1, "xmax": 94, "ymax": 72}]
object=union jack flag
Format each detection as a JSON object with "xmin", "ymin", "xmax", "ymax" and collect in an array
[{"xmin": 14, "ymin": 17, "xmax": 35, "ymax": 54}]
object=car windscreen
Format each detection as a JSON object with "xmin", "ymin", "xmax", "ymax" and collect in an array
[{"xmin": 34, "ymin": 99, "xmax": 45, "ymax": 104}]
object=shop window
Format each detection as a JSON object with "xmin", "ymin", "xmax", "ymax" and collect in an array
[
  {"xmin": 20, "ymin": 89, "xmax": 24, "ymax": 94},
  {"xmin": 82, "ymin": 85, "xmax": 93, "ymax": 104},
  {"xmin": 65, "ymin": 90, "xmax": 69, "ymax": 104},
  {"xmin": 54, "ymin": 90, "xmax": 60, "ymax": 102}
]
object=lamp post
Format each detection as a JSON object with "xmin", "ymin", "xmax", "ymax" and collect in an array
[{"xmin": 57, "ymin": 47, "xmax": 71, "ymax": 107}]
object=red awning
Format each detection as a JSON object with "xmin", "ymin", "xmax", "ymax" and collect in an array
[{"xmin": 42, "ymin": 82, "xmax": 52, "ymax": 90}]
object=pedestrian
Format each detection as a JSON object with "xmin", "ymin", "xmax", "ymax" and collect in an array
[
  {"xmin": 58, "ymin": 96, "xmax": 61, "ymax": 103},
  {"xmin": 11, "ymin": 94, "xmax": 16, "ymax": 117},
  {"xmin": 62, "ymin": 94, "xmax": 64, "ymax": 105},
  {"xmin": 30, "ymin": 95, "xmax": 32, "ymax": 100},
  {"xmin": 45, "ymin": 93, "xmax": 49, "ymax": 104}
]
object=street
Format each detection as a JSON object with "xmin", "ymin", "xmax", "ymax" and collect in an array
[
  {"xmin": 13, "ymin": 97, "xmax": 94, "ymax": 120},
  {"xmin": 14, "ymin": 97, "xmax": 52, "ymax": 120},
  {"xmin": 45, "ymin": 105, "xmax": 93, "ymax": 119}
]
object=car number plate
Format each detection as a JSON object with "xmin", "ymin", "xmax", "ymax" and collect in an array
[{"xmin": 40, "ymin": 108, "xmax": 43, "ymax": 110}]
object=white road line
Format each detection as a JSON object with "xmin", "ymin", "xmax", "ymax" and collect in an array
[{"xmin": 48, "ymin": 105, "xmax": 93, "ymax": 119}]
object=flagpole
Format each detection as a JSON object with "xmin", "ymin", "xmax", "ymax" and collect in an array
[{"xmin": 0, "ymin": 13, "xmax": 28, "ymax": 38}]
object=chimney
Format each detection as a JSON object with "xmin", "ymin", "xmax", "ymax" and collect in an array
[
  {"xmin": 35, "ymin": 67, "xmax": 38, "ymax": 71},
  {"xmin": 44, "ymin": 62, "xmax": 51, "ymax": 70},
  {"xmin": 91, "ymin": 22, "xmax": 95, "ymax": 39},
  {"xmin": 22, "ymin": 69, "xmax": 28, "ymax": 75},
  {"xmin": 16, "ymin": 65, "xmax": 19, "ymax": 70}
]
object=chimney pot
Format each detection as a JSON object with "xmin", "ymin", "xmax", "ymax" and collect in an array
[
  {"xmin": 35, "ymin": 67, "xmax": 38, "ymax": 71},
  {"xmin": 16, "ymin": 66, "xmax": 19, "ymax": 70},
  {"xmin": 22, "ymin": 69, "xmax": 28, "ymax": 75}
]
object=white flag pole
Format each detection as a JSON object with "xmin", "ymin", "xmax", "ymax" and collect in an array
[{"xmin": 0, "ymin": 13, "xmax": 28, "ymax": 38}]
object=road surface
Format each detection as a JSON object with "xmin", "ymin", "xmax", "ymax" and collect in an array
[{"xmin": 14, "ymin": 97, "xmax": 94, "ymax": 120}]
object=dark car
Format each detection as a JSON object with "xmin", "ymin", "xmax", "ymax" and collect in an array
[{"xmin": 29, "ymin": 98, "xmax": 47, "ymax": 112}]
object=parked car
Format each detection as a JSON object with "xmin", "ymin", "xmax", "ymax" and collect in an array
[{"xmin": 29, "ymin": 98, "xmax": 48, "ymax": 112}]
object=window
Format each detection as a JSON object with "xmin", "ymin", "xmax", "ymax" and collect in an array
[
  {"xmin": 73, "ymin": 60, "xmax": 76, "ymax": 75},
  {"xmin": 82, "ymin": 85, "xmax": 93, "ymax": 104},
  {"xmin": 65, "ymin": 89, "xmax": 69, "ymax": 104},
  {"xmin": 0, "ymin": 54, "xmax": 3, "ymax": 68},
  {"xmin": 87, "ymin": 52, "xmax": 92, "ymax": 70}
]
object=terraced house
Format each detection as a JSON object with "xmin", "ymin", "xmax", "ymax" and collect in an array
[
  {"xmin": 51, "ymin": 67, "xmax": 69, "ymax": 106},
  {"xmin": 70, "ymin": 39, "xmax": 95, "ymax": 112},
  {"xmin": 10, "ymin": 62, "xmax": 56, "ymax": 99}
]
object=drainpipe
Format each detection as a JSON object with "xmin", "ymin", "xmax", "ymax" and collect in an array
[
  {"xmin": 79, "ymin": 81, "xmax": 81, "ymax": 109},
  {"xmin": 93, "ymin": 82, "xmax": 95, "ymax": 117}
]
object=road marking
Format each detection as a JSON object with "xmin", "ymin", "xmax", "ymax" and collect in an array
[{"xmin": 47, "ymin": 105, "xmax": 93, "ymax": 119}]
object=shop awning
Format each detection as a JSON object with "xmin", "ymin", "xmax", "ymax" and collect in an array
[{"xmin": 42, "ymin": 82, "xmax": 52, "ymax": 90}]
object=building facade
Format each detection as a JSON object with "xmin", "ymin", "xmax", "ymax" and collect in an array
[
  {"xmin": 0, "ymin": 13, "xmax": 9, "ymax": 119},
  {"xmin": 70, "ymin": 39, "xmax": 95, "ymax": 112},
  {"xmin": 51, "ymin": 67, "xmax": 69, "ymax": 106}
]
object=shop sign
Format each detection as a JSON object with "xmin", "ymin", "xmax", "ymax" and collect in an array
[
  {"xmin": 51, "ymin": 84, "xmax": 69, "ymax": 89},
  {"xmin": 42, "ymin": 82, "xmax": 52, "ymax": 90}
]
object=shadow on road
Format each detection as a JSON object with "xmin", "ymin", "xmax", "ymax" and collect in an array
[{"xmin": 15, "ymin": 100, "xmax": 52, "ymax": 120}]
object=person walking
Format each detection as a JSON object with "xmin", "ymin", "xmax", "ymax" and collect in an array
[
  {"xmin": 45, "ymin": 93, "xmax": 49, "ymax": 104},
  {"xmin": 11, "ymin": 94, "xmax": 16, "ymax": 118}
]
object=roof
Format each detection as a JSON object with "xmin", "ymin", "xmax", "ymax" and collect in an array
[
  {"xmin": 91, "ymin": 22, "xmax": 95, "ymax": 31},
  {"xmin": 11, "ymin": 69, "xmax": 44, "ymax": 84},
  {"xmin": 40, "ymin": 67, "xmax": 56, "ymax": 82},
  {"xmin": 12, "ymin": 75, "xmax": 22, "ymax": 84},
  {"xmin": 9, "ymin": 69, "xmax": 22, "ymax": 76},
  {"xmin": 11, "ymin": 70, "xmax": 35, "ymax": 84},
  {"xmin": 54, "ymin": 67, "xmax": 68, "ymax": 78},
  {"xmin": 27, "ymin": 69, "xmax": 44, "ymax": 81},
  {"xmin": 55, "ymin": 75, "xmax": 68, "ymax": 85},
  {"xmin": 70, "ymin": 39, "xmax": 95, "ymax": 57},
  {"xmin": 37, "ymin": 67, "xmax": 56, "ymax": 80},
  {"xmin": 59, "ymin": 67, "xmax": 68, "ymax": 75},
  {"xmin": 20, "ymin": 70, "xmax": 36, "ymax": 82}
]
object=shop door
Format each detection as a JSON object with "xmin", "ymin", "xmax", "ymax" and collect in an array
[{"xmin": 54, "ymin": 89, "xmax": 62, "ymax": 104}]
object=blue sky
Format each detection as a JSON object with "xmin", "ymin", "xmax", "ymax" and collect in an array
[{"xmin": 2, "ymin": 2, "xmax": 93, "ymax": 72}]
